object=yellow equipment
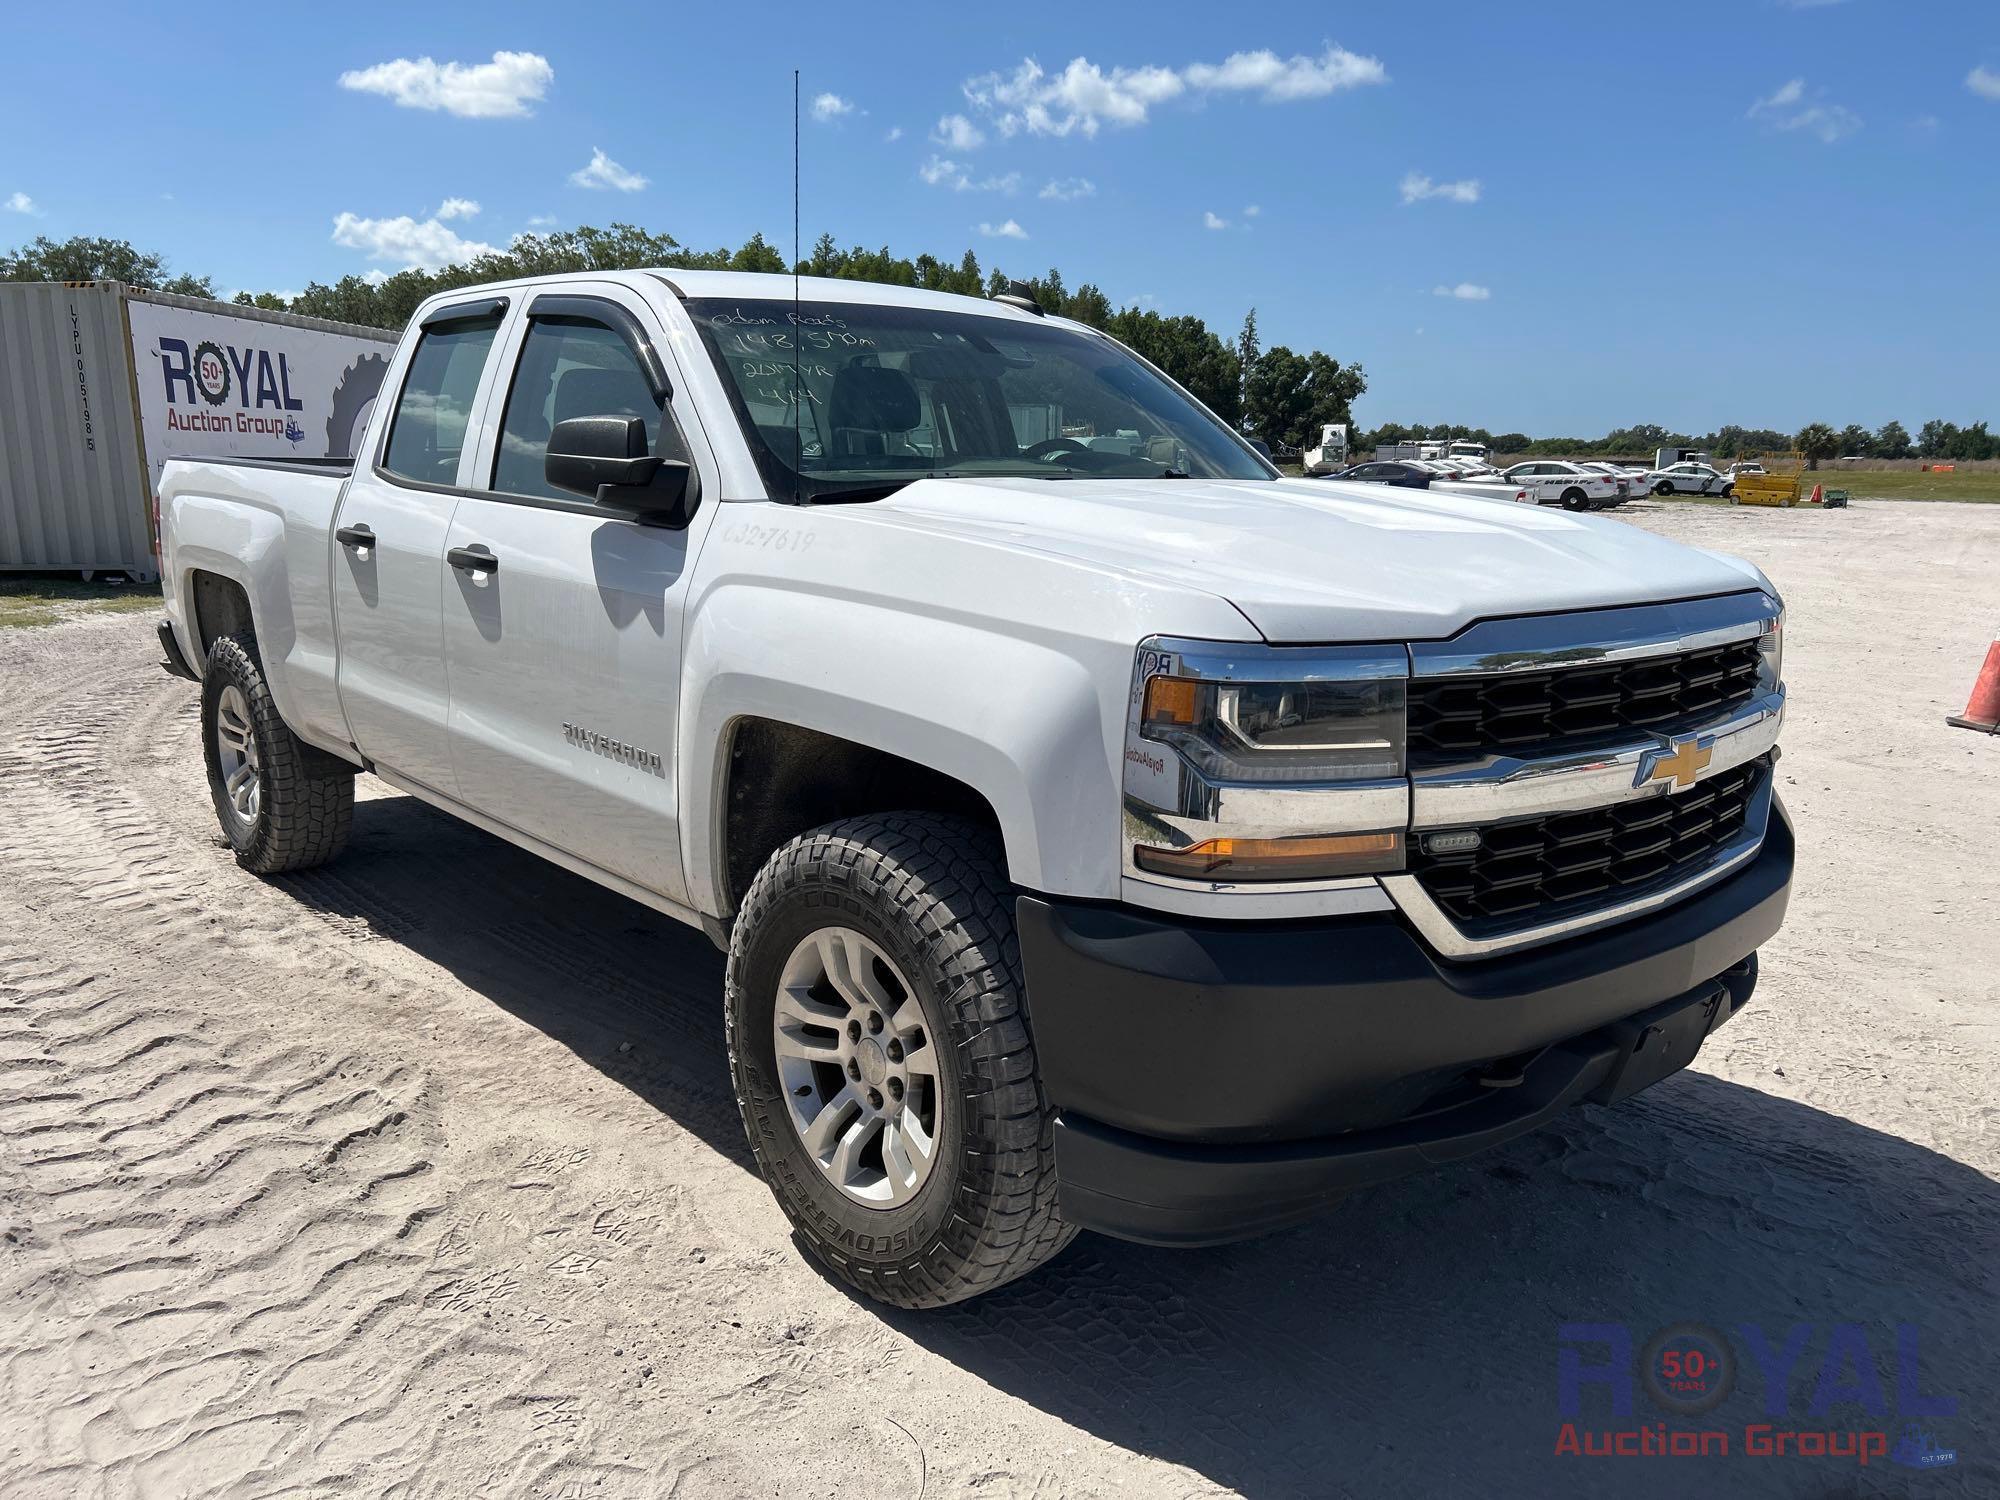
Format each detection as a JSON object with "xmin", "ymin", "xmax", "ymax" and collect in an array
[{"xmin": 1731, "ymin": 452, "xmax": 1806, "ymax": 507}]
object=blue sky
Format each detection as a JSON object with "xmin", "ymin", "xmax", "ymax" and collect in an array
[{"xmin": 4, "ymin": 1, "xmax": 1994, "ymax": 435}]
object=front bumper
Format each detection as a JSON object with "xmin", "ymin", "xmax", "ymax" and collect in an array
[{"xmin": 1017, "ymin": 799, "xmax": 1794, "ymax": 1246}]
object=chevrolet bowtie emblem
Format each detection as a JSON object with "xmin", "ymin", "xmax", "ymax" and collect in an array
[{"xmin": 1637, "ymin": 736, "xmax": 1714, "ymax": 790}]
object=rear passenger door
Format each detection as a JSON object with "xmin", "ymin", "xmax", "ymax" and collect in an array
[
  {"xmin": 331, "ymin": 298, "xmax": 506, "ymax": 794},
  {"xmin": 439, "ymin": 285, "xmax": 717, "ymax": 905}
]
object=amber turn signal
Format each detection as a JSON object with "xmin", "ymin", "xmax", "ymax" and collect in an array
[
  {"xmin": 1133, "ymin": 830, "xmax": 1403, "ymax": 881},
  {"xmin": 1141, "ymin": 675, "xmax": 1201, "ymax": 728}
]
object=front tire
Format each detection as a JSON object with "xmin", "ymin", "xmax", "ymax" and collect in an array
[
  {"xmin": 726, "ymin": 813, "xmax": 1073, "ymax": 1308},
  {"xmin": 201, "ymin": 633, "xmax": 354, "ymax": 874}
]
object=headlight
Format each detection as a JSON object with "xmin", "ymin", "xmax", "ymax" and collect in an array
[
  {"xmin": 1124, "ymin": 640, "xmax": 1410, "ymax": 883},
  {"xmin": 1139, "ymin": 673, "xmax": 1405, "ymax": 782},
  {"xmin": 1757, "ymin": 608, "xmax": 1783, "ymax": 693}
]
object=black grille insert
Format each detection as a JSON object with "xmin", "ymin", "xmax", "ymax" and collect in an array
[
  {"xmin": 1412, "ymin": 757, "xmax": 1767, "ymax": 931},
  {"xmin": 1407, "ymin": 638, "xmax": 1764, "ymax": 768}
]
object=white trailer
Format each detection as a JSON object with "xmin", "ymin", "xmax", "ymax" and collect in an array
[{"xmin": 0, "ymin": 281, "xmax": 392, "ymax": 581}]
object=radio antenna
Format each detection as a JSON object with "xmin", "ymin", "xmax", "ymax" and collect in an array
[{"xmin": 792, "ymin": 67, "xmax": 803, "ymax": 504}]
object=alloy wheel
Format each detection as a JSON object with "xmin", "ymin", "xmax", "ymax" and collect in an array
[
  {"xmin": 214, "ymin": 685, "xmax": 261, "ymax": 825},
  {"xmin": 772, "ymin": 926, "xmax": 940, "ymax": 1207}
]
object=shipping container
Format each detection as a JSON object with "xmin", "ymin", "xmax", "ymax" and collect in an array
[{"xmin": 0, "ymin": 281, "xmax": 393, "ymax": 581}]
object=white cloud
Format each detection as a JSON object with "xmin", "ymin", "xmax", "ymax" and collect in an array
[
  {"xmin": 963, "ymin": 44, "xmax": 1384, "ymax": 138},
  {"xmin": 932, "ymin": 112, "xmax": 986, "ymax": 150},
  {"xmin": 1181, "ymin": 46, "xmax": 1386, "ymax": 100},
  {"xmin": 1400, "ymin": 171, "xmax": 1481, "ymax": 204},
  {"xmin": 1968, "ymin": 65, "xmax": 2000, "ymax": 101},
  {"xmin": 1203, "ymin": 210, "xmax": 1229, "ymax": 230},
  {"xmin": 1242, "ymin": 203, "xmax": 1261, "ymax": 217},
  {"xmin": 885, "ymin": 125, "xmax": 904, "ymax": 142},
  {"xmin": 525, "ymin": 213, "xmax": 559, "ymax": 228},
  {"xmin": 919, "ymin": 156, "xmax": 1018, "ymax": 192},
  {"xmin": 1752, "ymin": 78, "xmax": 1806, "ymax": 112},
  {"xmin": 812, "ymin": 92, "xmax": 856, "ymax": 122},
  {"xmin": 977, "ymin": 218, "xmax": 1028, "ymax": 239},
  {"xmin": 1749, "ymin": 77, "xmax": 1859, "ymax": 141},
  {"xmin": 332, "ymin": 212, "xmax": 499, "ymax": 270},
  {"xmin": 1432, "ymin": 282, "xmax": 1491, "ymax": 300},
  {"xmin": 1782, "ymin": 103, "xmax": 1861, "ymax": 142},
  {"xmin": 435, "ymin": 197, "xmax": 480, "ymax": 221},
  {"xmin": 5, "ymin": 191, "xmax": 41, "ymax": 216},
  {"xmin": 570, "ymin": 147, "xmax": 648, "ymax": 192},
  {"xmin": 361, "ymin": 268, "xmax": 391, "ymax": 287},
  {"xmin": 1039, "ymin": 176, "xmax": 1096, "ymax": 200},
  {"xmin": 338, "ymin": 50, "xmax": 553, "ymax": 119}
]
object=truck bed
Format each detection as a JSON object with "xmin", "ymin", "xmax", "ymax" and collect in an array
[{"xmin": 157, "ymin": 455, "xmax": 355, "ymax": 758}]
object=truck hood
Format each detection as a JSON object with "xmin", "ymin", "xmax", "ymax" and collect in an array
[{"xmin": 867, "ymin": 477, "xmax": 1771, "ymax": 642}]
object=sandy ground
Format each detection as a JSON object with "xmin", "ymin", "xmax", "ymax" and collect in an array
[{"xmin": 1, "ymin": 499, "xmax": 1995, "ymax": 1498}]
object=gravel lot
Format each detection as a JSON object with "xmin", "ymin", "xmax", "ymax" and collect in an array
[{"xmin": 3, "ymin": 499, "xmax": 1995, "ymax": 1498}]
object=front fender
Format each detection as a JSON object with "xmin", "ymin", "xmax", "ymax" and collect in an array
[{"xmin": 679, "ymin": 582, "xmax": 1130, "ymax": 916}]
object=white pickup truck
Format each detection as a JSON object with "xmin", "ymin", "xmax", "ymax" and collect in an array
[{"xmin": 155, "ymin": 269, "xmax": 1794, "ymax": 1307}]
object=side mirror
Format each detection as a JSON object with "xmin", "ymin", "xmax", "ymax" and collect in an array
[{"xmin": 547, "ymin": 416, "xmax": 698, "ymax": 528}]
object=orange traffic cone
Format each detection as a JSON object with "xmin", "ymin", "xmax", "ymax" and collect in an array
[
  {"xmin": 1808, "ymin": 483, "xmax": 1824, "ymax": 504},
  {"xmin": 1947, "ymin": 631, "xmax": 2000, "ymax": 733}
]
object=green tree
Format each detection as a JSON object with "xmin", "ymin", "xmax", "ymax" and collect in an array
[
  {"xmin": 1, "ymin": 233, "xmax": 213, "ymax": 296},
  {"xmin": 1946, "ymin": 420, "xmax": 1994, "ymax": 461},
  {"xmin": 1490, "ymin": 432, "xmax": 1530, "ymax": 455},
  {"xmin": 1917, "ymin": 419, "xmax": 1955, "ymax": 458},
  {"xmin": 1835, "ymin": 423, "xmax": 1873, "ymax": 459},
  {"xmin": 1244, "ymin": 345, "xmax": 1311, "ymax": 448},
  {"xmin": 1874, "ymin": 420, "xmax": 1911, "ymax": 459},
  {"xmin": 1794, "ymin": 422, "xmax": 1839, "ymax": 470},
  {"xmin": 728, "ymin": 232, "xmax": 787, "ymax": 273},
  {"xmin": 1107, "ymin": 308, "xmax": 1243, "ymax": 424},
  {"xmin": 1235, "ymin": 310, "xmax": 1260, "ymax": 427}
]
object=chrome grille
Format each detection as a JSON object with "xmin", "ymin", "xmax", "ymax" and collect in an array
[
  {"xmin": 1411, "ymin": 757, "xmax": 1767, "ymax": 930},
  {"xmin": 1406, "ymin": 638, "xmax": 1764, "ymax": 769}
]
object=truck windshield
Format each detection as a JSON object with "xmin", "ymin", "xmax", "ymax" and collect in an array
[{"xmin": 682, "ymin": 296, "xmax": 1273, "ymax": 502}]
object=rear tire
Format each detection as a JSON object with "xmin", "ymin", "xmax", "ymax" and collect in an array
[
  {"xmin": 201, "ymin": 633, "xmax": 354, "ymax": 874},
  {"xmin": 1655, "ymin": 480, "xmax": 1674, "ymax": 496},
  {"xmin": 1561, "ymin": 488, "xmax": 1588, "ymax": 511},
  {"xmin": 726, "ymin": 813, "xmax": 1074, "ymax": 1308}
]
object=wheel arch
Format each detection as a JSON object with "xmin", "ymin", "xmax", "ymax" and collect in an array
[
  {"xmin": 713, "ymin": 718, "xmax": 1007, "ymax": 916},
  {"xmin": 679, "ymin": 594, "xmax": 1127, "ymax": 921},
  {"xmin": 186, "ymin": 568, "xmax": 255, "ymax": 658}
]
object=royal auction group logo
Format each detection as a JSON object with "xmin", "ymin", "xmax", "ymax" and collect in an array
[
  {"xmin": 1555, "ymin": 1320, "xmax": 1959, "ymax": 1470},
  {"xmin": 192, "ymin": 340, "xmax": 231, "ymax": 406}
]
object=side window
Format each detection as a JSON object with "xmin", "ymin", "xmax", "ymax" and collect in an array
[
  {"xmin": 380, "ymin": 315, "xmax": 502, "ymax": 486},
  {"xmin": 490, "ymin": 315, "xmax": 689, "ymax": 501}
]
